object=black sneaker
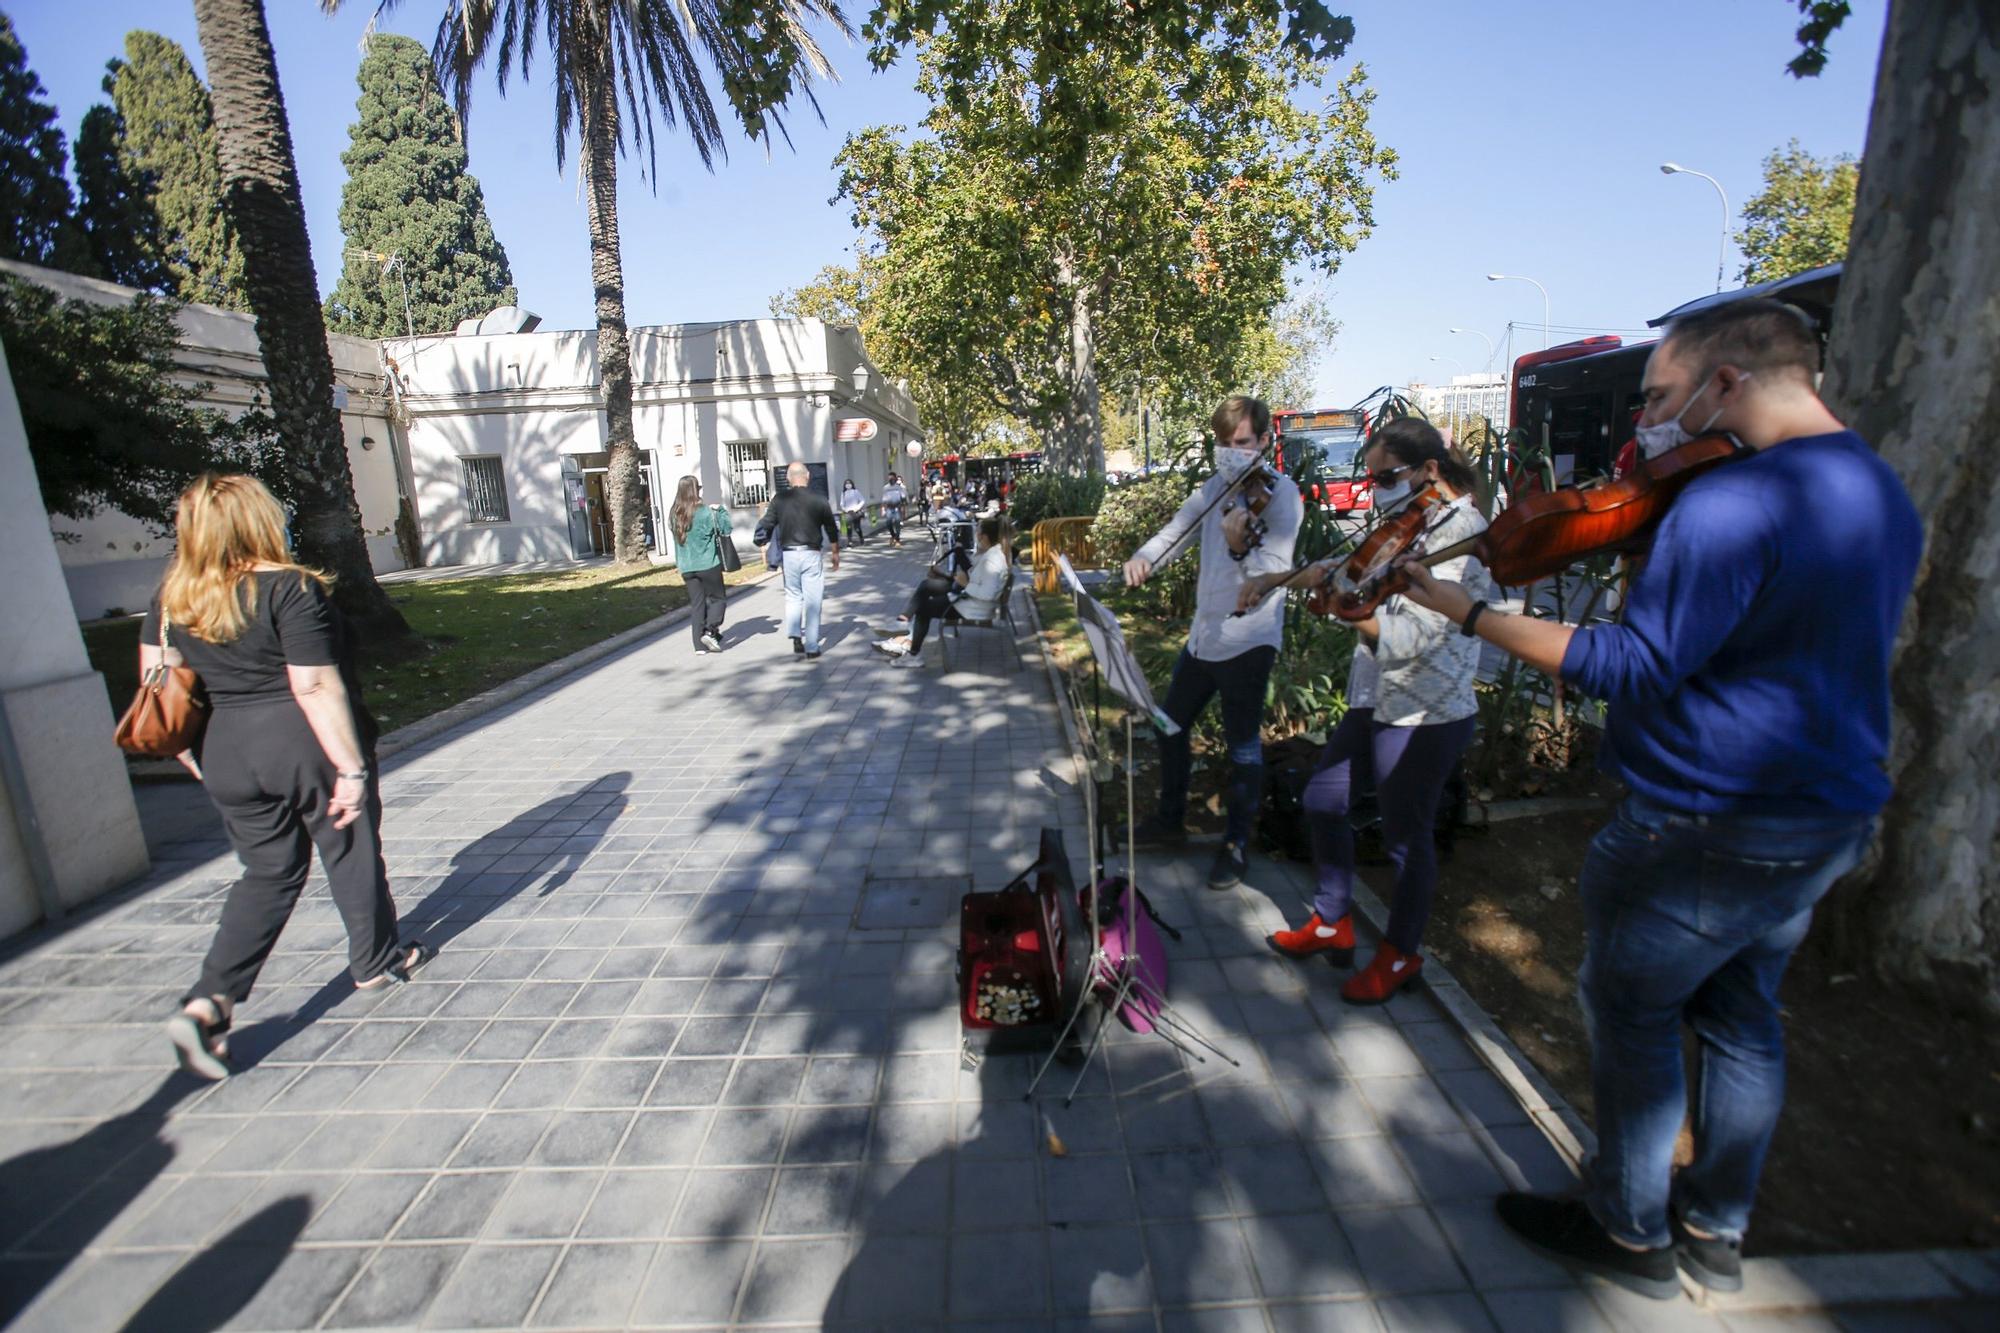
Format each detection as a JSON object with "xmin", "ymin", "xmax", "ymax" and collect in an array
[
  {"xmin": 1495, "ymin": 1193, "xmax": 1681, "ymax": 1301},
  {"xmin": 792, "ymin": 636, "xmax": 805, "ymax": 655},
  {"xmin": 702, "ymin": 631, "xmax": 723, "ymax": 653},
  {"xmin": 1206, "ymin": 841, "xmax": 1248, "ymax": 891},
  {"xmin": 1670, "ymin": 1213, "xmax": 1743, "ymax": 1292},
  {"xmin": 805, "ymin": 650, "xmax": 823, "ymax": 662}
]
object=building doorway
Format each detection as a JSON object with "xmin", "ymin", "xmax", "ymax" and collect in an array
[{"xmin": 577, "ymin": 455, "xmax": 655, "ymax": 556}]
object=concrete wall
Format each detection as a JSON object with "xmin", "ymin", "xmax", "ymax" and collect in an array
[
  {"xmin": 0, "ymin": 340, "xmax": 149, "ymax": 938},
  {"xmin": 384, "ymin": 318, "xmax": 922, "ymax": 566},
  {"xmin": 0, "ymin": 259, "xmax": 413, "ymax": 619}
]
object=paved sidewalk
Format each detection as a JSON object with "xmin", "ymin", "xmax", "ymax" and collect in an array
[{"xmin": 1, "ymin": 542, "xmax": 1993, "ymax": 1330}]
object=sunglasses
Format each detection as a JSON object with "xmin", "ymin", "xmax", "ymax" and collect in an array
[{"xmin": 1366, "ymin": 463, "xmax": 1418, "ymax": 487}]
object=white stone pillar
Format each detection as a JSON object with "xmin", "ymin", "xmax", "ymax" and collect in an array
[{"xmin": 0, "ymin": 341, "xmax": 150, "ymax": 936}]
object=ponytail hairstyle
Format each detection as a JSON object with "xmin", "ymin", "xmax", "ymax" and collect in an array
[
  {"xmin": 160, "ymin": 473, "xmax": 330, "ymax": 644},
  {"xmin": 1371, "ymin": 417, "xmax": 1479, "ymax": 496},
  {"xmin": 669, "ymin": 474, "xmax": 701, "ymax": 543}
]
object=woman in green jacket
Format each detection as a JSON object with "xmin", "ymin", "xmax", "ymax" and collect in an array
[{"xmin": 670, "ymin": 475, "xmax": 733, "ymax": 653}]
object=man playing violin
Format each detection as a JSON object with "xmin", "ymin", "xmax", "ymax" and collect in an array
[
  {"xmin": 1122, "ymin": 395, "xmax": 1301, "ymax": 891},
  {"xmin": 1398, "ymin": 298, "xmax": 1922, "ymax": 1301},
  {"xmin": 1236, "ymin": 417, "xmax": 1490, "ymax": 1004}
]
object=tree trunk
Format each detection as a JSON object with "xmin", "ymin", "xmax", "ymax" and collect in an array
[
  {"xmin": 189, "ymin": 0, "xmax": 408, "ymax": 639},
  {"xmin": 1821, "ymin": 2, "xmax": 2000, "ymax": 1018},
  {"xmin": 581, "ymin": 78, "xmax": 648, "ymax": 566},
  {"xmin": 1050, "ymin": 247, "xmax": 1105, "ymax": 474}
]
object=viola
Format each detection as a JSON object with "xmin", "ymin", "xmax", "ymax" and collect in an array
[{"xmin": 1310, "ymin": 432, "xmax": 1753, "ymax": 621}]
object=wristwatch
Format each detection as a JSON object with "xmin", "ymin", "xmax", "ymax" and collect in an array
[{"xmin": 336, "ymin": 769, "xmax": 370, "ymax": 781}]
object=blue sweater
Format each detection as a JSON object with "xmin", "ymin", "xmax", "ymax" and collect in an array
[{"xmin": 1559, "ymin": 430, "xmax": 1921, "ymax": 816}]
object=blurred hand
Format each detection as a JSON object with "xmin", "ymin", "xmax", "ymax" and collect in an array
[
  {"xmin": 1123, "ymin": 555, "xmax": 1152, "ymax": 587},
  {"xmin": 328, "ymin": 774, "xmax": 366, "ymax": 830}
]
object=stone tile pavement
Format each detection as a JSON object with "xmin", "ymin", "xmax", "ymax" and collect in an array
[{"xmin": 2, "ymin": 542, "xmax": 1994, "ymax": 1331}]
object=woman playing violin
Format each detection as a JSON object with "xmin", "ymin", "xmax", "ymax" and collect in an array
[{"xmin": 1237, "ymin": 417, "xmax": 1491, "ymax": 1004}]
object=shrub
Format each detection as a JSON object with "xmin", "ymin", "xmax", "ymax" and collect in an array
[
  {"xmin": 1008, "ymin": 470, "xmax": 1107, "ymax": 533},
  {"xmin": 1092, "ymin": 471, "xmax": 1197, "ymax": 615}
]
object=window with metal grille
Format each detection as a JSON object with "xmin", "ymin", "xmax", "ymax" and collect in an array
[
  {"xmin": 460, "ymin": 455, "xmax": 510, "ymax": 523},
  {"xmin": 727, "ymin": 441, "xmax": 770, "ymax": 506}
]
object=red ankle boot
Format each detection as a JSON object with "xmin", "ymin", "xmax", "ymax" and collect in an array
[
  {"xmin": 1267, "ymin": 912, "xmax": 1354, "ymax": 965},
  {"xmin": 1341, "ymin": 942, "xmax": 1424, "ymax": 1004}
]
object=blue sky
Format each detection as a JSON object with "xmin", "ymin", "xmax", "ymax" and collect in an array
[{"xmin": 12, "ymin": 0, "xmax": 1885, "ymax": 408}]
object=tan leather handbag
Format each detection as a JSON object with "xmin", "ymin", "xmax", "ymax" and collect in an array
[{"xmin": 113, "ymin": 610, "xmax": 210, "ymax": 758}]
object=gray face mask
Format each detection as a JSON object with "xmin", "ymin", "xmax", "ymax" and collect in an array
[{"xmin": 1633, "ymin": 370, "xmax": 1745, "ymax": 459}]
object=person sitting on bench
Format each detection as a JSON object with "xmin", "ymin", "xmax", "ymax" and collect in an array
[{"xmin": 875, "ymin": 516, "xmax": 1010, "ymax": 666}]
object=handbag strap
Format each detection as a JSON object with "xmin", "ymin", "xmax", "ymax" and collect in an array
[{"xmin": 159, "ymin": 606, "xmax": 173, "ymax": 651}]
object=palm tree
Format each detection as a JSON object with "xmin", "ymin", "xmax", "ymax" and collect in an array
[
  {"xmin": 188, "ymin": 0, "xmax": 409, "ymax": 637},
  {"xmin": 377, "ymin": 0, "xmax": 847, "ymax": 564}
]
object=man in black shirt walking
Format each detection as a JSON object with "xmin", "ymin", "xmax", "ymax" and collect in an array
[{"xmin": 755, "ymin": 462, "xmax": 842, "ymax": 660}]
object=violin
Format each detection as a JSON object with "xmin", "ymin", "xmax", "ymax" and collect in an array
[
  {"xmin": 1221, "ymin": 463, "xmax": 1280, "ymax": 552},
  {"xmin": 1309, "ymin": 432, "xmax": 1753, "ymax": 621}
]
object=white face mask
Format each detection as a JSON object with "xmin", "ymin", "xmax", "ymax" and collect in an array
[
  {"xmin": 1370, "ymin": 478, "xmax": 1411, "ymax": 509},
  {"xmin": 1633, "ymin": 370, "xmax": 1745, "ymax": 459},
  {"xmin": 1215, "ymin": 445, "xmax": 1260, "ymax": 481}
]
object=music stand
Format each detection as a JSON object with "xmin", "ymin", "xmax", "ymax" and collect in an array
[{"xmin": 1025, "ymin": 568, "xmax": 1239, "ymax": 1105}]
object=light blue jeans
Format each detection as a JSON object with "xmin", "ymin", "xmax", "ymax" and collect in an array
[
  {"xmin": 781, "ymin": 548, "xmax": 825, "ymax": 652},
  {"xmin": 1578, "ymin": 794, "xmax": 1873, "ymax": 1247}
]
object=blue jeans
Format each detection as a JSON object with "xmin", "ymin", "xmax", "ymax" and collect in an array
[
  {"xmin": 1302, "ymin": 709, "xmax": 1474, "ymax": 951},
  {"xmin": 1578, "ymin": 794, "xmax": 1872, "ymax": 1247},
  {"xmin": 781, "ymin": 548, "xmax": 825, "ymax": 652},
  {"xmin": 1157, "ymin": 646, "xmax": 1276, "ymax": 848}
]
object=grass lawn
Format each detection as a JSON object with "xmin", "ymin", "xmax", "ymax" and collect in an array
[{"xmin": 84, "ymin": 562, "xmax": 769, "ymax": 737}]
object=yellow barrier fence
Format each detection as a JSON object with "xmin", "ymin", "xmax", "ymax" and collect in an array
[{"xmin": 1031, "ymin": 517, "xmax": 1099, "ymax": 593}]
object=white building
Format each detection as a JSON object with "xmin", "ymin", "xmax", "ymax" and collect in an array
[
  {"xmin": 382, "ymin": 319, "xmax": 923, "ymax": 565},
  {"xmin": 1, "ymin": 258, "xmax": 413, "ymax": 620},
  {"xmin": 1413, "ymin": 373, "xmax": 1509, "ymax": 433}
]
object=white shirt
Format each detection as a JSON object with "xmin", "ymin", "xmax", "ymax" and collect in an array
[
  {"xmin": 1135, "ymin": 472, "xmax": 1302, "ymax": 661},
  {"xmin": 1346, "ymin": 496, "xmax": 1492, "ymax": 726},
  {"xmin": 955, "ymin": 544, "xmax": 1011, "ymax": 622},
  {"xmin": 840, "ymin": 488, "xmax": 865, "ymax": 513}
]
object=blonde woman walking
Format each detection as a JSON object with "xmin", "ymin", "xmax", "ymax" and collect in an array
[{"xmin": 147, "ymin": 475, "xmax": 428, "ymax": 1079}]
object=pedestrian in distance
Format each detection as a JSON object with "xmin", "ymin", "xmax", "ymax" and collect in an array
[
  {"xmin": 880, "ymin": 472, "xmax": 909, "ymax": 548},
  {"xmin": 148, "ymin": 474, "xmax": 430, "ymax": 1080},
  {"xmin": 1397, "ymin": 298, "xmax": 1923, "ymax": 1300},
  {"xmin": 1239, "ymin": 418, "xmax": 1490, "ymax": 1004},
  {"xmin": 755, "ymin": 462, "xmax": 842, "ymax": 660},
  {"xmin": 839, "ymin": 478, "xmax": 868, "ymax": 545},
  {"xmin": 669, "ymin": 474, "xmax": 732, "ymax": 654},
  {"xmin": 1122, "ymin": 395, "xmax": 1302, "ymax": 892}
]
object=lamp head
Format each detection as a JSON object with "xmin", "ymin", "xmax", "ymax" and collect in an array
[
  {"xmin": 1661, "ymin": 163, "xmax": 1683, "ymax": 175},
  {"xmin": 1485, "ymin": 273, "xmax": 1503, "ymax": 281}
]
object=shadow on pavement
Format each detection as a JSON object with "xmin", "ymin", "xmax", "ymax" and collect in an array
[{"xmin": 113, "ymin": 1195, "xmax": 310, "ymax": 1333}]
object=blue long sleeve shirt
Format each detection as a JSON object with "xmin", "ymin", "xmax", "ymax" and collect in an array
[{"xmin": 1559, "ymin": 430, "xmax": 1921, "ymax": 817}]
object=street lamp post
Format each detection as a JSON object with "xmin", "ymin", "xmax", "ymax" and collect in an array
[
  {"xmin": 1486, "ymin": 273, "xmax": 1550, "ymax": 350},
  {"xmin": 1428, "ymin": 354, "xmax": 1464, "ymax": 376},
  {"xmin": 1661, "ymin": 162, "xmax": 1730, "ymax": 293},
  {"xmin": 1448, "ymin": 327, "xmax": 1495, "ymax": 370}
]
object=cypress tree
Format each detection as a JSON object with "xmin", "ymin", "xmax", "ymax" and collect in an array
[
  {"xmin": 74, "ymin": 99, "xmax": 172, "ymax": 289},
  {"xmin": 0, "ymin": 13, "xmax": 89, "ymax": 273},
  {"xmin": 327, "ymin": 33, "xmax": 515, "ymax": 338},
  {"xmin": 98, "ymin": 30, "xmax": 248, "ymax": 309}
]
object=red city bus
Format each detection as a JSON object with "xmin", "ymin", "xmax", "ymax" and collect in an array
[{"xmin": 1274, "ymin": 407, "xmax": 1372, "ymax": 513}]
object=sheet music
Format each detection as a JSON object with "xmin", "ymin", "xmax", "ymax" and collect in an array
[{"xmin": 1055, "ymin": 556, "xmax": 1181, "ymax": 736}]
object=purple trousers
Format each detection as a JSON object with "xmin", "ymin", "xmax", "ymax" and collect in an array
[{"xmin": 1301, "ymin": 707, "xmax": 1474, "ymax": 953}]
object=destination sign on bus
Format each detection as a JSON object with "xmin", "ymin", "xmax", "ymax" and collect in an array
[{"xmin": 1279, "ymin": 409, "xmax": 1365, "ymax": 432}]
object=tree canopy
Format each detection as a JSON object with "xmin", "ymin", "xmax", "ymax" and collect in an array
[
  {"xmin": 834, "ymin": 8, "xmax": 1393, "ymax": 471},
  {"xmin": 73, "ymin": 98, "xmax": 170, "ymax": 290},
  {"xmin": 326, "ymin": 32, "xmax": 516, "ymax": 339},
  {"xmin": 1736, "ymin": 138, "xmax": 1857, "ymax": 284},
  {"xmin": 0, "ymin": 14, "xmax": 88, "ymax": 273},
  {"xmin": 90, "ymin": 30, "xmax": 248, "ymax": 309},
  {"xmin": 0, "ymin": 276, "xmax": 279, "ymax": 533}
]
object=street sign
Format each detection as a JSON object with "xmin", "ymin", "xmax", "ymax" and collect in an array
[{"xmin": 835, "ymin": 417, "xmax": 878, "ymax": 442}]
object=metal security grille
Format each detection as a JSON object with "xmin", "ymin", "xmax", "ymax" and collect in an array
[
  {"xmin": 460, "ymin": 456, "xmax": 509, "ymax": 523},
  {"xmin": 728, "ymin": 441, "xmax": 770, "ymax": 506}
]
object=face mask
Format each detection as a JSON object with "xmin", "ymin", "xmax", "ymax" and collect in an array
[
  {"xmin": 1215, "ymin": 446, "xmax": 1260, "ymax": 481},
  {"xmin": 1633, "ymin": 370, "xmax": 1746, "ymax": 459},
  {"xmin": 1370, "ymin": 478, "xmax": 1411, "ymax": 509}
]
